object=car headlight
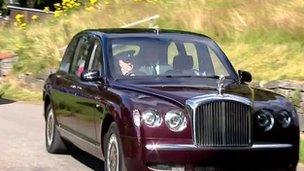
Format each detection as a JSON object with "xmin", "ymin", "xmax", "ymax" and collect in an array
[
  {"xmin": 256, "ymin": 110, "xmax": 274, "ymax": 131},
  {"xmin": 142, "ymin": 109, "xmax": 162, "ymax": 127},
  {"xmin": 165, "ymin": 110, "xmax": 187, "ymax": 132},
  {"xmin": 277, "ymin": 110, "xmax": 291, "ymax": 128}
]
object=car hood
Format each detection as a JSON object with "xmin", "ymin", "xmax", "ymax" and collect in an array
[{"xmin": 110, "ymin": 80, "xmax": 288, "ymax": 109}]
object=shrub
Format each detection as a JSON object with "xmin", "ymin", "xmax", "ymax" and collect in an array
[
  {"xmin": 35, "ymin": 0, "xmax": 62, "ymax": 11},
  {"xmin": 14, "ymin": 14, "xmax": 27, "ymax": 30},
  {"xmin": 0, "ymin": 0, "xmax": 8, "ymax": 17},
  {"xmin": 0, "ymin": 0, "xmax": 3, "ymax": 9}
]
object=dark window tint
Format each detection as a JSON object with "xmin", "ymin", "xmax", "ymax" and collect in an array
[
  {"xmin": 110, "ymin": 37, "xmax": 230, "ymax": 78},
  {"xmin": 59, "ymin": 37, "xmax": 77, "ymax": 72},
  {"xmin": 87, "ymin": 40, "xmax": 103, "ymax": 73},
  {"xmin": 70, "ymin": 36, "xmax": 92, "ymax": 77}
]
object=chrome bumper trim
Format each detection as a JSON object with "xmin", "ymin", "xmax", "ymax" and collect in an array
[
  {"xmin": 251, "ymin": 144, "xmax": 293, "ymax": 148},
  {"xmin": 145, "ymin": 143, "xmax": 293, "ymax": 151}
]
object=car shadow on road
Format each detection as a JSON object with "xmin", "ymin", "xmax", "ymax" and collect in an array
[
  {"xmin": 0, "ymin": 98, "xmax": 15, "ymax": 105},
  {"xmin": 69, "ymin": 146, "xmax": 105, "ymax": 171}
]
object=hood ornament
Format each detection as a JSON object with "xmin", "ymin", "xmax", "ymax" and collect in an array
[{"xmin": 217, "ymin": 75, "xmax": 225, "ymax": 95}]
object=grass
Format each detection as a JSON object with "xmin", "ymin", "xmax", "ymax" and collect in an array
[
  {"xmin": 0, "ymin": 80, "xmax": 41, "ymax": 102},
  {"xmin": 300, "ymin": 140, "xmax": 304, "ymax": 163},
  {"xmin": 0, "ymin": 0, "xmax": 304, "ymax": 82}
]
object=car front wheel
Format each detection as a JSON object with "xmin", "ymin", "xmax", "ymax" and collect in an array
[
  {"xmin": 104, "ymin": 123, "xmax": 126, "ymax": 171},
  {"xmin": 45, "ymin": 104, "xmax": 67, "ymax": 153}
]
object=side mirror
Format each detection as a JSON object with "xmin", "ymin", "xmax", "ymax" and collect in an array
[
  {"xmin": 81, "ymin": 70, "xmax": 102, "ymax": 82},
  {"xmin": 238, "ymin": 70, "xmax": 252, "ymax": 83}
]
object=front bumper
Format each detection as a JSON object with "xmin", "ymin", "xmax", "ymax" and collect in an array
[{"xmin": 121, "ymin": 136, "xmax": 298, "ymax": 171}]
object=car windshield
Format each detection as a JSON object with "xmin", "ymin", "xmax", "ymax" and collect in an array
[{"xmin": 108, "ymin": 34, "xmax": 235, "ymax": 80}]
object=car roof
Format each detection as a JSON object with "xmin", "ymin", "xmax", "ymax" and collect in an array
[{"xmin": 82, "ymin": 28, "xmax": 211, "ymax": 39}]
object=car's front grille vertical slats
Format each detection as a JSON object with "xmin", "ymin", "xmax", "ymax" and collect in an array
[{"xmin": 195, "ymin": 100, "xmax": 251, "ymax": 147}]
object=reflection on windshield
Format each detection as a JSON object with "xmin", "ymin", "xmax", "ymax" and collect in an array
[{"xmin": 110, "ymin": 35, "xmax": 232, "ymax": 79}]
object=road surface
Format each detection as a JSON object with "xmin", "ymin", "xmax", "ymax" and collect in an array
[
  {"xmin": 0, "ymin": 99, "xmax": 303, "ymax": 171},
  {"xmin": 0, "ymin": 99, "xmax": 103, "ymax": 171}
]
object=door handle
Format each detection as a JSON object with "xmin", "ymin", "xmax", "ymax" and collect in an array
[
  {"xmin": 96, "ymin": 104, "xmax": 103, "ymax": 111},
  {"xmin": 70, "ymin": 85, "xmax": 82, "ymax": 90}
]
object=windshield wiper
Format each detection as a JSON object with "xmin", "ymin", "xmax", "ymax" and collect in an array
[
  {"xmin": 164, "ymin": 75, "xmax": 194, "ymax": 78},
  {"xmin": 201, "ymin": 75, "xmax": 220, "ymax": 79},
  {"xmin": 202, "ymin": 75, "xmax": 236, "ymax": 80},
  {"xmin": 164, "ymin": 75, "xmax": 220, "ymax": 79},
  {"xmin": 160, "ymin": 75, "xmax": 235, "ymax": 80}
]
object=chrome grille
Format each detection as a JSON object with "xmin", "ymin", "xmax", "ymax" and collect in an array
[{"xmin": 195, "ymin": 100, "xmax": 251, "ymax": 147}]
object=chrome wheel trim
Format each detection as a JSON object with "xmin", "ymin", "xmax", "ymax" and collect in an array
[
  {"xmin": 46, "ymin": 109, "xmax": 55, "ymax": 147},
  {"xmin": 106, "ymin": 133, "xmax": 119, "ymax": 171}
]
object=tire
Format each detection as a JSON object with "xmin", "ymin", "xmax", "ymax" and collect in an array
[
  {"xmin": 286, "ymin": 166, "xmax": 296, "ymax": 171},
  {"xmin": 45, "ymin": 103, "xmax": 67, "ymax": 154},
  {"xmin": 104, "ymin": 122, "xmax": 126, "ymax": 171}
]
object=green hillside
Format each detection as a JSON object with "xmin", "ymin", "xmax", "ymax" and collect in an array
[{"xmin": 1, "ymin": 0, "xmax": 304, "ymax": 81}]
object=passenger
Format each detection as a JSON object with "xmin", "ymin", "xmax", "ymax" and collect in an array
[
  {"xmin": 76, "ymin": 60, "xmax": 85, "ymax": 77},
  {"xmin": 113, "ymin": 51, "xmax": 136, "ymax": 76}
]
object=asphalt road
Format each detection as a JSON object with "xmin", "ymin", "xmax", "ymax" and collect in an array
[
  {"xmin": 0, "ymin": 99, "xmax": 104, "ymax": 171},
  {"xmin": 0, "ymin": 99, "xmax": 303, "ymax": 171}
]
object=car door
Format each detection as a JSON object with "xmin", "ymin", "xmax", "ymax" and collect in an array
[
  {"xmin": 63, "ymin": 34, "xmax": 94, "ymax": 139},
  {"xmin": 52, "ymin": 35, "xmax": 79, "ymax": 128},
  {"xmin": 68, "ymin": 34, "xmax": 106, "ymax": 145}
]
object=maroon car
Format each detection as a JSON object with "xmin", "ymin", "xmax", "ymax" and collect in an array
[{"xmin": 43, "ymin": 28, "xmax": 299, "ymax": 171}]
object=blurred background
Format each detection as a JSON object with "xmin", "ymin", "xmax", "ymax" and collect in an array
[
  {"xmin": 0, "ymin": 0, "xmax": 304, "ymax": 169},
  {"xmin": 0, "ymin": 0, "xmax": 303, "ymax": 100},
  {"xmin": 0, "ymin": 0, "xmax": 304, "ymax": 99}
]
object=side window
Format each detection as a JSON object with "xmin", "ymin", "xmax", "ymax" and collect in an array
[
  {"xmin": 209, "ymin": 47, "xmax": 229, "ymax": 76},
  {"xmin": 167, "ymin": 42, "xmax": 178, "ymax": 65},
  {"xmin": 184, "ymin": 43, "xmax": 199, "ymax": 70},
  {"xmin": 59, "ymin": 37, "xmax": 77, "ymax": 72},
  {"xmin": 87, "ymin": 40, "xmax": 103, "ymax": 73},
  {"xmin": 168, "ymin": 42, "xmax": 199, "ymax": 70},
  {"xmin": 70, "ymin": 36, "xmax": 92, "ymax": 77}
]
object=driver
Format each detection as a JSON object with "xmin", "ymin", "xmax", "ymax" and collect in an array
[{"xmin": 119, "ymin": 57, "xmax": 134, "ymax": 76}]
